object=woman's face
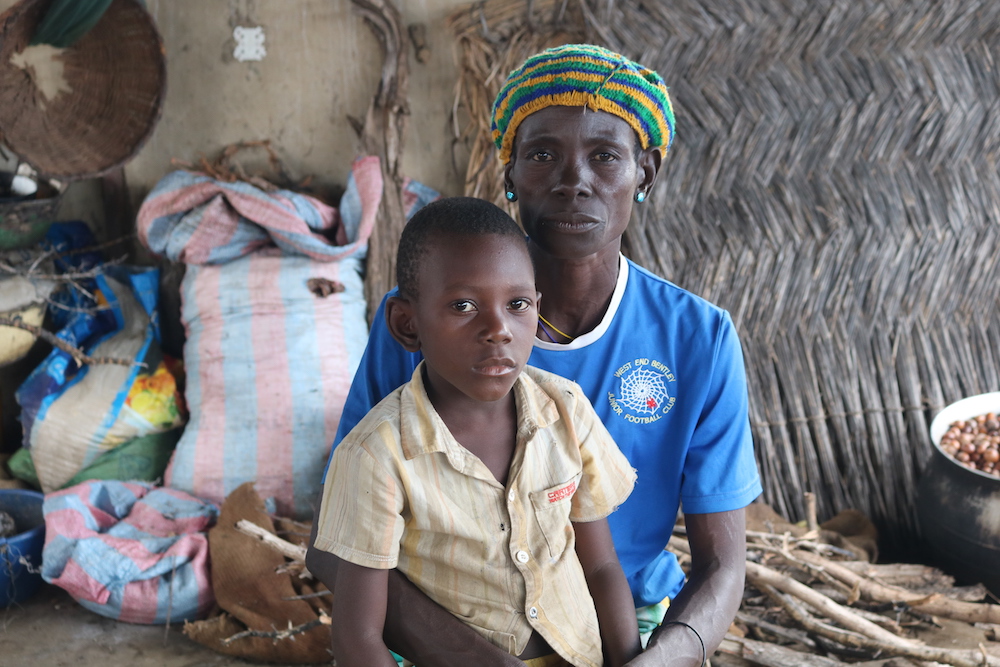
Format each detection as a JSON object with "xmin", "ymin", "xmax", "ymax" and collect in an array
[{"xmin": 505, "ymin": 105, "xmax": 659, "ymax": 261}]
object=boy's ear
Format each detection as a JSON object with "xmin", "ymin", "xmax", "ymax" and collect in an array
[{"xmin": 386, "ymin": 295, "xmax": 420, "ymax": 352}]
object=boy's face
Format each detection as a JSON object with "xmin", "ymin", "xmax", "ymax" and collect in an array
[{"xmin": 403, "ymin": 233, "xmax": 539, "ymax": 405}]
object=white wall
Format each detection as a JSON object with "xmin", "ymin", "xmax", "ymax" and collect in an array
[
  {"xmin": 0, "ymin": 0, "xmax": 472, "ymax": 234},
  {"xmin": 133, "ymin": 0, "xmax": 469, "ymax": 200}
]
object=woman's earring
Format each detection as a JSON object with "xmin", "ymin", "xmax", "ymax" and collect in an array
[
  {"xmin": 635, "ymin": 191, "xmax": 646, "ymax": 203},
  {"xmin": 506, "ymin": 190, "xmax": 517, "ymax": 202}
]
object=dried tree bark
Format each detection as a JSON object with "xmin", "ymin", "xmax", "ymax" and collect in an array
[{"xmin": 351, "ymin": 0, "xmax": 410, "ymax": 320}]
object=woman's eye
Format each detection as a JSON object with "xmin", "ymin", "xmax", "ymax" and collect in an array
[
  {"xmin": 594, "ymin": 152, "xmax": 616, "ymax": 162},
  {"xmin": 509, "ymin": 298, "xmax": 531, "ymax": 312},
  {"xmin": 529, "ymin": 150, "xmax": 553, "ymax": 161},
  {"xmin": 453, "ymin": 301, "xmax": 476, "ymax": 313}
]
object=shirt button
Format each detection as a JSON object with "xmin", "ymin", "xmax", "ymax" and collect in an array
[
  {"xmin": 528, "ymin": 606, "xmax": 538, "ymax": 619},
  {"xmin": 516, "ymin": 550, "xmax": 530, "ymax": 563},
  {"xmin": 508, "ymin": 490, "xmax": 516, "ymax": 502}
]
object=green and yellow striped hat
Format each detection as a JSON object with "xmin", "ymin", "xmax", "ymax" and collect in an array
[{"xmin": 491, "ymin": 44, "xmax": 675, "ymax": 164}]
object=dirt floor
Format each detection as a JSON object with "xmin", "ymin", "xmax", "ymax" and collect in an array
[
  {"xmin": 0, "ymin": 583, "xmax": 314, "ymax": 667},
  {"xmin": 3, "ymin": 580, "xmax": 998, "ymax": 667}
]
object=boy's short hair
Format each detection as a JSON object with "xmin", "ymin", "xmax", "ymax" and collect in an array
[{"xmin": 396, "ymin": 197, "xmax": 526, "ymax": 300}]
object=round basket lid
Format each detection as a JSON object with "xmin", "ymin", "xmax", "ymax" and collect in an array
[{"xmin": 0, "ymin": 0, "xmax": 166, "ymax": 180}]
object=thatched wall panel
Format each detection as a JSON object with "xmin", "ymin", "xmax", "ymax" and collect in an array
[{"xmin": 449, "ymin": 0, "xmax": 1000, "ymax": 547}]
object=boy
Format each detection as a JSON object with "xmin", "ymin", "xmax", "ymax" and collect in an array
[{"xmin": 312, "ymin": 197, "xmax": 640, "ymax": 667}]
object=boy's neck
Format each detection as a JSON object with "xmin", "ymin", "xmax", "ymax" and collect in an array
[{"xmin": 424, "ymin": 373, "xmax": 519, "ymax": 487}]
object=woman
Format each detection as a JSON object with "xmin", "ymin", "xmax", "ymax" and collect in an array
[{"xmin": 308, "ymin": 44, "xmax": 761, "ymax": 666}]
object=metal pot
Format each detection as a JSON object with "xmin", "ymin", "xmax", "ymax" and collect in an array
[{"xmin": 916, "ymin": 392, "xmax": 1000, "ymax": 596}]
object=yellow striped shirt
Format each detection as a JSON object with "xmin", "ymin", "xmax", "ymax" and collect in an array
[{"xmin": 315, "ymin": 364, "xmax": 636, "ymax": 666}]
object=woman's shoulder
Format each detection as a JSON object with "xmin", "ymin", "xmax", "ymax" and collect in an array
[{"xmin": 623, "ymin": 259, "xmax": 733, "ymax": 329}]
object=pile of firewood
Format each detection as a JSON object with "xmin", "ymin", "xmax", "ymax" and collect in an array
[{"xmin": 668, "ymin": 500, "xmax": 1000, "ymax": 667}]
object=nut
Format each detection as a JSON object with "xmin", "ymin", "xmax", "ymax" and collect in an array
[{"xmin": 943, "ymin": 414, "xmax": 1000, "ymax": 474}]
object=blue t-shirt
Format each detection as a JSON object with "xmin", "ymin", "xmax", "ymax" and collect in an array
[{"xmin": 327, "ymin": 257, "xmax": 762, "ymax": 606}]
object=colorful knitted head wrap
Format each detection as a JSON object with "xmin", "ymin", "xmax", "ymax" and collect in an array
[{"xmin": 491, "ymin": 44, "xmax": 675, "ymax": 164}]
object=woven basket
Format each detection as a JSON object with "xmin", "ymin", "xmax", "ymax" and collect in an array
[{"xmin": 0, "ymin": 0, "xmax": 165, "ymax": 179}]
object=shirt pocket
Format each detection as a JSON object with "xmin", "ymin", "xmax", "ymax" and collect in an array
[{"xmin": 528, "ymin": 472, "xmax": 582, "ymax": 561}]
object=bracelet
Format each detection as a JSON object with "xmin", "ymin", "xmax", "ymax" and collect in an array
[{"xmin": 660, "ymin": 621, "xmax": 707, "ymax": 667}]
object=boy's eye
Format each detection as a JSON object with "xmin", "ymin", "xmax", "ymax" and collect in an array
[
  {"xmin": 509, "ymin": 298, "xmax": 531, "ymax": 312},
  {"xmin": 452, "ymin": 300, "xmax": 477, "ymax": 313}
]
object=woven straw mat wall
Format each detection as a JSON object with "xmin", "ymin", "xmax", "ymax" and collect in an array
[{"xmin": 450, "ymin": 0, "xmax": 1000, "ymax": 548}]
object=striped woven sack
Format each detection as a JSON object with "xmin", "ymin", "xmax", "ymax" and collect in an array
[
  {"xmin": 41, "ymin": 480, "xmax": 217, "ymax": 624},
  {"xmin": 141, "ymin": 156, "xmax": 438, "ymax": 518}
]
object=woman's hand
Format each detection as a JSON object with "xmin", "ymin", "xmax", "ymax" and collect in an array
[
  {"xmin": 624, "ymin": 508, "xmax": 747, "ymax": 666},
  {"xmin": 623, "ymin": 623, "xmax": 703, "ymax": 666}
]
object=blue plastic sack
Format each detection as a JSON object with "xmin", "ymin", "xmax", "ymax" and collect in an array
[{"xmin": 16, "ymin": 224, "xmax": 180, "ymax": 491}]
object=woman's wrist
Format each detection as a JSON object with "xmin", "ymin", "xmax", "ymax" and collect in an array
[{"xmin": 646, "ymin": 620, "xmax": 707, "ymax": 666}]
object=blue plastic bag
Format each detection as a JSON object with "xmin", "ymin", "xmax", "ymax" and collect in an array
[{"xmin": 16, "ymin": 224, "xmax": 178, "ymax": 491}]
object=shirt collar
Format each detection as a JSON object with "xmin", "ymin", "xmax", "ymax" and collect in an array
[{"xmin": 399, "ymin": 362, "xmax": 560, "ymax": 463}]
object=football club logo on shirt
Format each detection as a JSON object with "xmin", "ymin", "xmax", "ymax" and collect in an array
[{"xmin": 608, "ymin": 357, "xmax": 677, "ymax": 423}]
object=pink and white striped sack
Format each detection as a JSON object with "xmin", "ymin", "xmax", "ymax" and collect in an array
[
  {"xmin": 41, "ymin": 481, "xmax": 217, "ymax": 624},
  {"xmin": 136, "ymin": 156, "xmax": 439, "ymax": 519}
]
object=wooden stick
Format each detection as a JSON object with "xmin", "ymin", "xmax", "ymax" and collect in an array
[
  {"xmin": 845, "ymin": 605, "xmax": 906, "ymax": 634},
  {"xmin": 752, "ymin": 542, "xmax": 857, "ymax": 597},
  {"xmin": 790, "ymin": 549, "xmax": 1000, "ymax": 625},
  {"xmin": 0, "ymin": 255, "xmax": 126, "ymax": 281},
  {"xmin": 746, "ymin": 530, "xmax": 858, "ymax": 559},
  {"xmin": 57, "ymin": 233, "xmax": 136, "ymax": 258},
  {"xmin": 351, "ymin": 0, "xmax": 411, "ymax": 322},
  {"xmin": 746, "ymin": 560, "xmax": 910, "ymax": 646},
  {"xmin": 282, "ymin": 590, "xmax": 332, "ymax": 602},
  {"xmin": 674, "ymin": 529, "xmax": 1000, "ymax": 663},
  {"xmin": 0, "ymin": 316, "xmax": 141, "ymax": 367},
  {"xmin": 837, "ymin": 561, "xmax": 966, "ymax": 592},
  {"xmin": 679, "ymin": 529, "xmax": 1000, "ymax": 626},
  {"xmin": 762, "ymin": 584, "xmax": 1000, "ymax": 667},
  {"xmin": 736, "ymin": 610, "xmax": 817, "ymax": 649},
  {"xmin": 718, "ymin": 634, "xmax": 845, "ymax": 666},
  {"xmin": 804, "ymin": 492, "xmax": 819, "ymax": 533},
  {"xmin": 220, "ymin": 611, "xmax": 331, "ymax": 646},
  {"xmin": 235, "ymin": 519, "xmax": 309, "ymax": 565}
]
